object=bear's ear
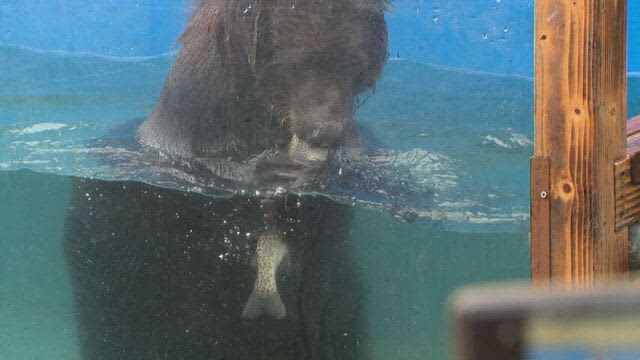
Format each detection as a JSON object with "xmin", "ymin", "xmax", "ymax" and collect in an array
[{"xmin": 248, "ymin": 1, "xmax": 274, "ymax": 75}]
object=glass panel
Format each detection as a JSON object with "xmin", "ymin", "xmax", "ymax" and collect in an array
[{"xmin": 0, "ymin": 1, "xmax": 637, "ymax": 359}]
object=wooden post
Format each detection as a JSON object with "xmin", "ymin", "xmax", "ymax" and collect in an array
[{"xmin": 532, "ymin": 0, "xmax": 628, "ymax": 285}]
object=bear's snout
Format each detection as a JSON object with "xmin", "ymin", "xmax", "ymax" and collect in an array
[{"xmin": 290, "ymin": 79, "xmax": 352, "ymax": 147}]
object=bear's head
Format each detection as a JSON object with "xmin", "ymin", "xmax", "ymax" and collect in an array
[
  {"xmin": 249, "ymin": 1, "xmax": 389, "ymax": 149},
  {"xmin": 138, "ymin": 0, "xmax": 390, "ymax": 186}
]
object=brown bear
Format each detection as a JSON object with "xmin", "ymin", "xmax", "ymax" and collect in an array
[
  {"xmin": 64, "ymin": 1, "xmax": 390, "ymax": 359},
  {"xmin": 65, "ymin": 178, "xmax": 365, "ymax": 360},
  {"xmin": 136, "ymin": 0, "xmax": 391, "ymax": 325}
]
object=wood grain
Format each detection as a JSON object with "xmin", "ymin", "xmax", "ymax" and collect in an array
[
  {"xmin": 531, "ymin": 157, "xmax": 551, "ymax": 285},
  {"xmin": 626, "ymin": 116, "xmax": 640, "ymax": 183},
  {"xmin": 613, "ymin": 116, "xmax": 640, "ymax": 231},
  {"xmin": 626, "ymin": 116, "xmax": 640, "ymax": 137},
  {"xmin": 614, "ymin": 157, "xmax": 640, "ymax": 230},
  {"xmin": 533, "ymin": 0, "xmax": 628, "ymax": 285}
]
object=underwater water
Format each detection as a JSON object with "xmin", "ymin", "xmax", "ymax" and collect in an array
[
  {"xmin": 0, "ymin": 31, "xmax": 639, "ymax": 360},
  {"xmin": 0, "ymin": 169, "xmax": 529, "ymax": 360}
]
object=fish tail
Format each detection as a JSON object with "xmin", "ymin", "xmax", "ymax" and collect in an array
[{"xmin": 241, "ymin": 289, "xmax": 286, "ymax": 320}]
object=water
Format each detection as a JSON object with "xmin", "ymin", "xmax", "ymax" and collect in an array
[
  {"xmin": 0, "ymin": 31, "xmax": 639, "ymax": 360},
  {"xmin": 0, "ymin": 169, "xmax": 528, "ymax": 360},
  {"xmin": 0, "ymin": 46, "xmax": 534, "ymax": 229}
]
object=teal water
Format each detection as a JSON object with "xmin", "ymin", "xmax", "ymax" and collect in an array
[
  {"xmin": 0, "ymin": 171, "xmax": 80, "ymax": 359},
  {"xmin": 0, "ymin": 170, "xmax": 528, "ymax": 360},
  {"xmin": 1, "ymin": 45, "xmax": 639, "ymax": 359}
]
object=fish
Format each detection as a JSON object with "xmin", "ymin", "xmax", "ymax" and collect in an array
[
  {"xmin": 289, "ymin": 134, "xmax": 329, "ymax": 162},
  {"xmin": 242, "ymin": 231, "xmax": 289, "ymax": 320}
]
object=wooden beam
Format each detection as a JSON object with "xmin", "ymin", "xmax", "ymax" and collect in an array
[
  {"xmin": 612, "ymin": 116, "xmax": 640, "ymax": 231},
  {"xmin": 531, "ymin": 157, "xmax": 551, "ymax": 285},
  {"xmin": 626, "ymin": 115, "xmax": 640, "ymax": 183},
  {"xmin": 532, "ymin": 0, "xmax": 628, "ymax": 285}
]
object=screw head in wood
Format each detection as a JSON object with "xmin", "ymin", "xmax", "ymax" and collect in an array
[{"xmin": 540, "ymin": 191, "xmax": 548, "ymax": 199}]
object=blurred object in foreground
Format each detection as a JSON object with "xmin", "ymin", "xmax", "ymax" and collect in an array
[{"xmin": 450, "ymin": 281, "xmax": 640, "ymax": 360}]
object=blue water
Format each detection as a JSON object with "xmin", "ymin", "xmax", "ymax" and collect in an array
[
  {"xmin": 1, "ymin": 45, "xmax": 638, "ymax": 229},
  {"xmin": 0, "ymin": 45, "xmax": 537, "ymax": 230},
  {"xmin": 1, "ymin": 1, "xmax": 638, "ymax": 75}
]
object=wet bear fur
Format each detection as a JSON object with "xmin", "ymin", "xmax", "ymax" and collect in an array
[{"xmin": 137, "ymin": 0, "xmax": 389, "ymax": 186}]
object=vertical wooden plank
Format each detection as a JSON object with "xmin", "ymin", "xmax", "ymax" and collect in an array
[
  {"xmin": 531, "ymin": 157, "xmax": 551, "ymax": 285},
  {"xmin": 533, "ymin": 0, "xmax": 628, "ymax": 285}
]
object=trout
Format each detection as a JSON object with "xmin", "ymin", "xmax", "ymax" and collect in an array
[{"xmin": 242, "ymin": 231, "xmax": 288, "ymax": 319}]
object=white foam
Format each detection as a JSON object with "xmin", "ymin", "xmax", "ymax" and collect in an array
[
  {"xmin": 413, "ymin": 208, "xmax": 528, "ymax": 224},
  {"xmin": 18, "ymin": 160, "xmax": 50, "ymax": 165},
  {"xmin": 483, "ymin": 135, "xmax": 510, "ymax": 149},
  {"xmin": 32, "ymin": 146, "xmax": 134, "ymax": 155},
  {"xmin": 482, "ymin": 130, "xmax": 533, "ymax": 150},
  {"xmin": 7, "ymin": 123, "xmax": 67, "ymax": 136},
  {"xmin": 509, "ymin": 132, "xmax": 533, "ymax": 147},
  {"xmin": 12, "ymin": 140, "xmax": 44, "ymax": 147},
  {"xmin": 438, "ymin": 200, "xmax": 483, "ymax": 209},
  {"xmin": 378, "ymin": 148, "xmax": 458, "ymax": 191}
]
